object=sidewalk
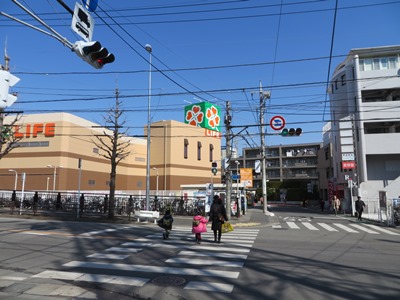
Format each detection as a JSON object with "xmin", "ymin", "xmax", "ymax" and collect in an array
[{"xmin": 0, "ymin": 204, "xmax": 275, "ymax": 227}]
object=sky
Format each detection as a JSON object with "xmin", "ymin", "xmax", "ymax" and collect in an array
[{"xmin": 1, "ymin": 0, "xmax": 399, "ymax": 153}]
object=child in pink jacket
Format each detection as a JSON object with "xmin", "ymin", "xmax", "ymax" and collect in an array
[{"xmin": 192, "ymin": 212, "xmax": 208, "ymax": 244}]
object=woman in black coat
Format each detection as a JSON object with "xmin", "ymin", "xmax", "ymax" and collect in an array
[{"xmin": 209, "ymin": 195, "xmax": 228, "ymax": 243}]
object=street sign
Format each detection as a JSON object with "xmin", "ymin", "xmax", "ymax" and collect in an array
[
  {"xmin": 71, "ymin": 3, "xmax": 94, "ymax": 41},
  {"xmin": 82, "ymin": 0, "xmax": 98, "ymax": 12},
  {"xmin": 342, "ymin": 153, "xmax": 355, "ymax": 161},
  {"xmin": 255, "ymin": 160, "xmax": 261, "ymax": 173},
  {"xmin": 270, "ymin": 115, "xmax": 286, "ymax": 131},
  {"xmin": 232, "ymin": 174, "xmax": 241, "ymax": 180}
]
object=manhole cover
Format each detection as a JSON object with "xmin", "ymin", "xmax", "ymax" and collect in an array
[{"xmin": 152, "ymin": 276, "xmax": 186, "ymax": 287}]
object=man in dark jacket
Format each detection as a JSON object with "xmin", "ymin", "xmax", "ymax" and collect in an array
[{"xmin": 355, "ymin": 196, "xmax": 366, "ymax": 221}]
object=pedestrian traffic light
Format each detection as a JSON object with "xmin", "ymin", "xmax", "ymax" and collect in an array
[
  {"xmin": 0, "ymin": 69, "xmax": 20, "ymax": 109},
  {"xmin": 211, "ymin": 161, "xmax": 218, "ymax": 175},
  {"xmin": 73, "ymin": 41, "xmax": 115, "ymax": 69},
  {"xmin": 281, "ymin": 128, "xmax": 302, "ymax": 136}
]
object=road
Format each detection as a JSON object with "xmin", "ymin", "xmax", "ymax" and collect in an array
[{"xmin": 0, "ymin": 205, "xmax": 399, "ymax": 300}]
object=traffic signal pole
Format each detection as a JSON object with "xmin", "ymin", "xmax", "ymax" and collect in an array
[
  {"xmin": 225, "ymin": 101, "xmax": 232, "ymax": 220},
  {"xmin": 259, "ymin": 81, "xmax": 271, "ymax": 215}
]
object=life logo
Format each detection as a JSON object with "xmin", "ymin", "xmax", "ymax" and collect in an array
[{"xmin": 269, "ymin": 115, "xmax": 286, "ymax": 131}]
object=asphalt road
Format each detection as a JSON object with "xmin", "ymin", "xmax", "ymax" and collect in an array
[{"xmin": 0, "ymin": 205, "xmax": 399, "ymax": 300}]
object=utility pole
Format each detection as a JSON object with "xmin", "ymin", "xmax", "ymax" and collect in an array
[
  {"xmin": 225, "ymin": 101, "xmax": 232, "ymax": 220},
  {"xmin": 259, "ymin": 81, "xmax": 271, "ymax": 215}
]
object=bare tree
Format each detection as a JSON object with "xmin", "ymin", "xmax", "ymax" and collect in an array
[
  {"xmin": 92, "ymin": 89, "xmax": 131, "ymax": 219},
  {"xmin": 0, "ymin": 111, "xmax": 21, "ymax": 160}
]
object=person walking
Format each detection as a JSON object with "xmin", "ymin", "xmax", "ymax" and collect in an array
[
  {"xmin": 79, "ymin": 194, "xmax": 85, "ymax": 215},
  {"xmin": 33, "ymin": 191, "xmax": 39, "ymax": 216},
  {"xmin": 332, "ymin": 195, "xmax": 340, "ymax": 216},
  {"xmin": 209, "ymin": 195, "xmax": 228, "ymax": 244},
  {"xmin": 128, "ymin": 195, "xmax": 134, "ymax": 220},
  {"xmin": 157, "ymin": 209, "xmax": 174, "ymax": 240},
  {"xmin": 320, "ymin": 199, "xmax": 325, "ymax": 212},
  {"xmin": 56, "ymin": 192, "xmax": 62, "ymax": 210},
  {"xmin": 10, "ymin": 190, "xmax": 16, "ymax": 214},
  {"xmin": 355, "ymin": 196, "xmax": 366, "ymax": 221},
  {"xmin": 192, "ymin": 210, "xmax": 208, "ymax": 244}
]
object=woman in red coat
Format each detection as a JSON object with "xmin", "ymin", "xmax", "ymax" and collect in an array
[{"xmin": 192, "ymin": 211, "xmax": 208, "ymax": 244}]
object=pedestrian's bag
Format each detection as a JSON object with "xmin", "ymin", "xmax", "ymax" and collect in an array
[{"xmin": 222, "ymin": 222, "xmax": 234, "ymax": 233}]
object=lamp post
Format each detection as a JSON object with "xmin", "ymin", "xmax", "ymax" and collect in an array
[
  {"xmin": 47, "ymin": 165, "xmax": 62, "ymax": 191},
  {"xmin": 153, "ymin": 167, "xmax": 159, "ymax": 196},
  {"xmin": 46, "ymin": 177, "xmax": 50, "ymax": 192},
  {"xmin": 145, "ymin": 43, "xmax": 152, "ymax": 211},
  {"xmin": 8, "ymin": 169, "xmax": 17, "ymax": 190}
]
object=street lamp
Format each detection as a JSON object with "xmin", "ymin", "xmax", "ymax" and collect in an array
[
  {"xmin": 145, "ymin": 43, "xmax": 152, "ymax": 211},
  {"xmin": 153, "ymin": 167, "xmax": 159, "ymax": 196},
  {"xmin": 46, "ymin": 177, "xmax": 50, "ymax": 192},
  {"xmin": 47, "ymin": 165, "xmax": 62, "ymax": 191},
  {"xmin": 8, "ymin": 169, "xmax": 17, "ymax": 190}
]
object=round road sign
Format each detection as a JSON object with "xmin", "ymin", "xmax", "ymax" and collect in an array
[{"xmin": 270, "ymin": 115, "xmax": 286, "ymax": 131}]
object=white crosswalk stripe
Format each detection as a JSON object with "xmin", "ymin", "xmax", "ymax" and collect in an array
[
  {"xmin": 30, "ymin": 228, "xmax": 259, "ymax": 294},
  {"xmin": 275, "ymin": 221, "xmax": 399, "ymax": 235}
]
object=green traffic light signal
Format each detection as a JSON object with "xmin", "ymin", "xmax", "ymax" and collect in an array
[{"xmin": 281, "ymin": 128, "xmax": 302, "ymax": 136}]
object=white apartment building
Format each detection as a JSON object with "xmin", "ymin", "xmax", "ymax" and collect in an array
[{"xmin": 328, "ymin": 45, "xmax": 400, "ymax": 218}]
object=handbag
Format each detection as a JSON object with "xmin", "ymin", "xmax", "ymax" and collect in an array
[{"xmin": 221, "ymin": 221, "xmax": 234, "ymax": 233}]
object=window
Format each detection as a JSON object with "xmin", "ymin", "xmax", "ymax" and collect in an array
[
  {"xmin": 341, "ymin": 74, "xmax": 346, "ymax": 86},
  {"xmin": 184, "ymin": 139, "xmax": 189, "ymax": 159},
  {"xmin": 209, "ymin": 144, "xmax": 214, "ymax": 162},
  {"xmin": 197, "ymin": 141, "xmax": 202, "ymax": 160},
  {"xmin": 88, "ymin": 180, "xmax": 96, "ymax": 185},
  {"xmin": 93, "ymin": 148, "xmax": 99, "ymax": 154},
  {"xmin": 359, "ymin": 56, "xmax": 398, "ymax": 71}
]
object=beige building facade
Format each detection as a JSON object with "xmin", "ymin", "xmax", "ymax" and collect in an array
[{"xmin": 0, "ymin": 113, "xmax": 221, "ymax": 194}]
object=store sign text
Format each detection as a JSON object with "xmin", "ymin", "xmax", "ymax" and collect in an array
[{"xmin": 14, "ymin": 123, "xmax": 56, "ymax": 138}]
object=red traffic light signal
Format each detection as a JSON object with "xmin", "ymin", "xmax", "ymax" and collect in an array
[{"xmin": 73, "ymin": 41, "xmax": 115, "ymax": 69}]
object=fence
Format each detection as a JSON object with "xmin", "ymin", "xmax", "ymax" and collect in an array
[{"xmin": 0, "ymin": 190, "xmax": 208, "ymax": 217}]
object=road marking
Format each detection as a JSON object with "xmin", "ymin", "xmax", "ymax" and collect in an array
[
  {"xmin": 185, "ymin": 281, "xmax": 234, "ymax": 292},
  {"xmin": 317, "ymin": 223, "xmax": 338, "ymax": 231},
  {"xmin": 364, "ymin": 224, "xmax": 400, "ymax": 235},
  {"xmin": 0, "ymin": 276, "xmax": 26, "ymax": 281},
  {"xmin": 86, "ymin": 253, "xmax": 130, "ymax": 260},
  {"xmin": 302, "ymin": 222, "xmax": 319, "ymax": 230},
  {"xmin": 287, "ymin": 222, "xmax": 300, "ymax": 229},
  {"xmin": 333, "ymin": 223, "xmax": 358, "ymax": 233},
  {"xmin": 32, "ymin": 270, "xmax": 149, "ymax": 286},
  {"xmin": 105, "ymin": 247, "xmax": 143, "ymax": 253},
  {"xmin": 349, "ymin": 224, "xmax": 379, "ymax": 234},
  {"xmin": 165, "ymin": 257, "xmax": 244, "ymax": 268},
  {"xmin": 63, "ymin": 261, "xmax": 240, "ymax": 279},
  {"xmin": 178, "ymin": 250, "xmax": 248, "ymax": 260}
]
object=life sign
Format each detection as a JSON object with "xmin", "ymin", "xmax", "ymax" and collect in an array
[{"xmin": 14, "ymin": 123, "xmax": 56, "ymax": 138}]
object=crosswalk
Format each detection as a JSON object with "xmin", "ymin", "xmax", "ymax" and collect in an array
[
  {"xmin": 32, "ymin": 227, "xmax": 259, "ymax": 293},
  {"xmin": 273, "ymin": 221, "xmax": 400, "ymax": 235}
]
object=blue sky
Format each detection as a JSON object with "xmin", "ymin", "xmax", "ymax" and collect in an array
[{"xmin": 1, "ymin": 0, "xmax": 399, "ymax": 152}]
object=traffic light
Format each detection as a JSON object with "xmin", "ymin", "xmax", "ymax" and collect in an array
[
  {"xmin": 73, "ymin": 41, "xmax": 115, "ymax": 69},
  {"xmin": 211, "ymin": 161, "xmax": 218, "ymax": 175},
  {"xmin": 281, "ymin": 128, "xmax": 302, "ymax": 136},
  {"xmin": 0, "ymin": 70, "xmax": 20, "ymax": 109}
]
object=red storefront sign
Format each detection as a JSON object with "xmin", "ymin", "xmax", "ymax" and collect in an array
[{"xmin": 342, "ymin": 161, "xmax": 356, "ymax": 169}]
